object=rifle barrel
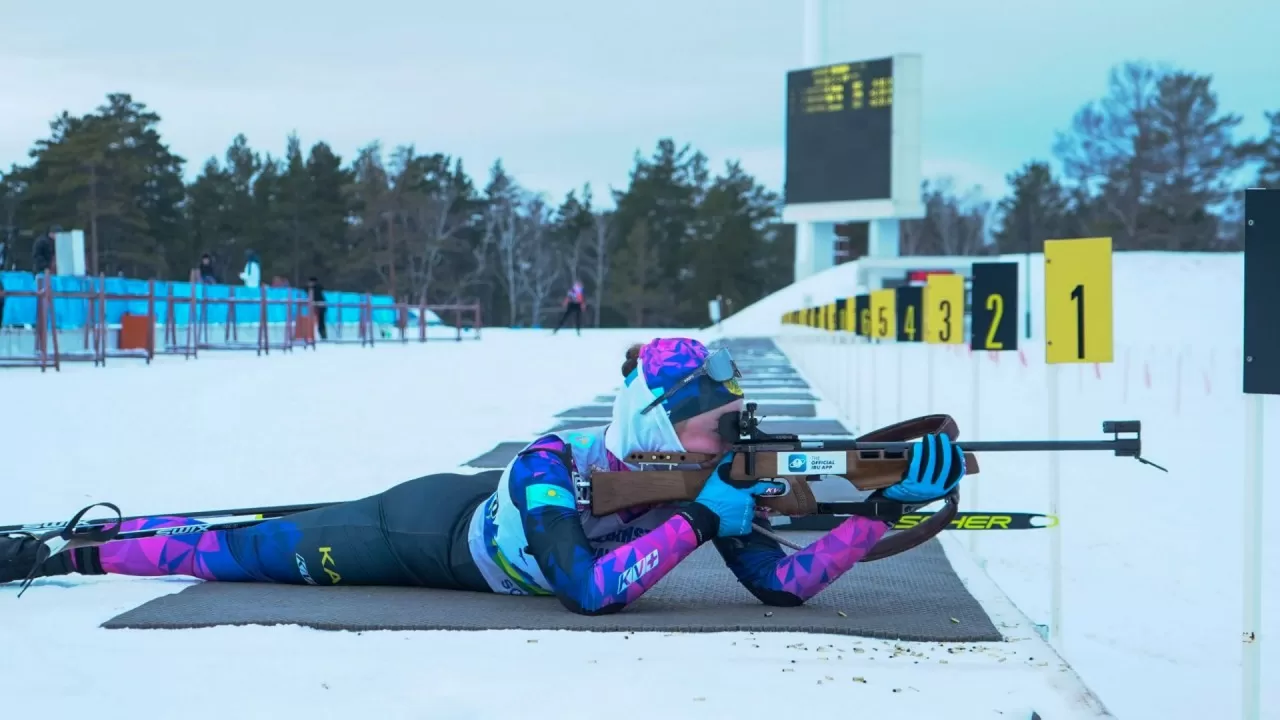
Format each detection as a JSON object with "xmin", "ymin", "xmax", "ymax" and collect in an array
[{"xmin": 784, "ymin": 439, "xmax": 1137, "ymax": 453}]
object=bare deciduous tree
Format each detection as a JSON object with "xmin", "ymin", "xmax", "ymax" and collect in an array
[
  {"xmin": 900, "ymin": 178, "xmax": 992, "ymax": 256},
  {"xmin": 519, "ymin": 194, "xmax": 561, "ymax": 325},
  {"xmin": 403, "ymin": 184, "xmax": 468, "ymax": 305},
  {"xmin": 486, "ymin": 185, "xmax": 523, "ymax": 325},
  {"xmin": 582, "ymin": 211, "xmax": 612, "ymax": 327}
]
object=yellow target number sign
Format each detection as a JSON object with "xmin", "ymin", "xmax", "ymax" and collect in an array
[
  {"xmin": 1044, "ymin": 237, "xmax": 1114, "ymax": 364},
  {"xmin": 869, "ymin": 289, "xmax": 896, "ymax": 340},
  {"xmin": 924, "ymin": 274, "xmax": 965, "ymax": 344}
]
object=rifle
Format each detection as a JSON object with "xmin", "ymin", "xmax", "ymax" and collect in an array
[{"xmin": 582, "ymin": 402, "xmax": 1163, "ymax": 561}]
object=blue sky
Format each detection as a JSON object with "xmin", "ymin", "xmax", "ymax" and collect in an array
[{"xmin": 2, "ymin": 0, "xmax": 1276, "ymax": 208}]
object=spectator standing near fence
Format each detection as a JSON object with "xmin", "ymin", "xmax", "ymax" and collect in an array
[
  {"xmin": 307, "ymin": 276, "xmax": 327, "ymax": 341},
  {"xmin": 32, "ymin": 225, "xmax": 57, "ymax": 276},
  {"xmin": 198, "ymin": 253, "xmax": 218, "ymax": 284},
  {"xmin": 551, "ymin": 279, "xmax": 586, "ymax": 336},
  {"xmin": 238, "ymin": 249, "xmax": 261, "ymax": 288}
]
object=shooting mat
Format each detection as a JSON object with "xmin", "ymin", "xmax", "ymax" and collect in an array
[
  {"xmin": 100, "ymin": 533, "xmax": 1002, "ymax": 643},
  {"xmin": 556, "ymin": 403, "xmax": 817, "ymax": 419},
  {"xmin": 591, "ymin": 391, "xmax": 820, "ymax": 403},
  {"xmin": 541, "ymin": 419, "xmax": 610, "ymax": 433}
]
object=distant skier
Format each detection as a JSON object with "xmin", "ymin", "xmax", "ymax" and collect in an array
[
  {"xmin": 551, "ymin": 279, "xmax": 585, "ymax": 335},
  {"xmin": 0, "ymin": 337, "xmax": 968, "ymax": 615}
]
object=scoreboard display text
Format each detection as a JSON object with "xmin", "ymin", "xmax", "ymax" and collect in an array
[{"xmin": 784, "ymin": 57, "xmax": 893, "ymax": 205}]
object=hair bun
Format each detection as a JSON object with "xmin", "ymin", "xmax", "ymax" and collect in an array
[{"xmin": 621, "ymin": 343, "xmax": 643, "ymax": 377}]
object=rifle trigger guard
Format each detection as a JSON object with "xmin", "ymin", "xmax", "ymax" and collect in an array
[{"xmin": 572, "ymin": 469, "xmax": 592, "ymax": 510}]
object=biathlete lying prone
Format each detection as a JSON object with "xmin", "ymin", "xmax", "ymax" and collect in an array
[{"xmin": 0, "ymin": 337, "xmax": 967, "ymax": 615}]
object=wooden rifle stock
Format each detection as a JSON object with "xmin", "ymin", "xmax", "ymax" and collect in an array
[
  {"xmin": 586, "ymin": 450, "xmax": 979, "ymax": 517},
  {"xmin": 588, "ymin": 470, "xmax": 714, "ymax": 516},
  {"xmin": 584, "ymin": 414, "xmax": 981, "ymax": 518}
]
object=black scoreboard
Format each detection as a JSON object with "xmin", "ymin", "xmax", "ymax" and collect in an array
[{"xmin": 783, "ymin": 57, "xmax": 894, "ymax": 205}]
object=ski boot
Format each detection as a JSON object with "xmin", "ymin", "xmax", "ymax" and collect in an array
[
  {"xmin": 0, "ymin": 533, "xmax": 89, "ymax": 584},
  {"xmin": 0, "ymin": 503, "xmax": 119, "ymax": 595}
]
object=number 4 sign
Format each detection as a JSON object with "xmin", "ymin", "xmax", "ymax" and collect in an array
[{"xmin": 1044, "ymin": 237, "xmax": 1114, "ymax": 364}]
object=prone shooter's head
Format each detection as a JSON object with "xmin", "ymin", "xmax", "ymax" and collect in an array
[{"xmin": 606, "ymin": 338, "xmax": 746, "ymax": 461}]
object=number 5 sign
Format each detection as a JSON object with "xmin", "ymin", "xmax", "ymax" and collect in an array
[{"xmin": 1044, "ymin": 237, "xmax": 1114, "ymax": 364}]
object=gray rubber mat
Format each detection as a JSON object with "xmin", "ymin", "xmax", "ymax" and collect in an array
[
  {"xmin": 756, "ymin": 419, "xmax": 850, "ymax": 435},
  {"xmin": 593, "ymin": 391, "xmax": 819, "ymax": 403},
  {"xmin": 741, "ymin": 366, "xmax": 799, "ymax": 375},
  {"xmin": 557, "ymin": 403, "xmax": 816, "ymax": 419},
  {"xmin": 746, "ymin": 391, "xmax": 819, "ymax": 401},
  {"xmin": 740, "ymin": 403, "xmax": 815, "ymax": 418},
  {"xmin": 741, "ymin": 381, "xmax": 810, "ymax": 390},
  {"xmin": 463, "ymin": 442, "xmax": 529, "ymax": 468},
  {"xmin": 541, "ymin": 419, "xmax": 609, "ymax": 433},
  {"xmin": 100, "ymin": 534, "xmax": 1001, "ymax": 642}
]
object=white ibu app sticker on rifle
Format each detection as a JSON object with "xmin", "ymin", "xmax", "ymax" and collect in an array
[{"xmin": 784, "ymin": 451, "xmax": 847, "ymax": 474}]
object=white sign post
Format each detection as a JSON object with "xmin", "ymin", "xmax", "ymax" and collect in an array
[{"xmin": 1239, "ymin": 188, "xmax": 1275, "ymax": 720}]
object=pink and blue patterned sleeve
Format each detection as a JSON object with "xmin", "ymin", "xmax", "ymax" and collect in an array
[
  {"xmin": 510, "ymin": 436, "xmax": 718, "ymax": 616},
  {"xmin": 712, "ymin": 516, "xmax": 891, "ymax": 606}
]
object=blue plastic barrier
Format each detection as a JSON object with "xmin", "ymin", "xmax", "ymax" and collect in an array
[
  {"xmin": 0, "ymin": 272, "xmax": 386, "ymax": 331},
  {"xmin": 0, "ymin": 271, "xmax": 38, "ymax": 326}
]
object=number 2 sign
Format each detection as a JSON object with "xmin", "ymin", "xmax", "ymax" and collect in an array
[{"xmin": 970, "ymin": 262, "xmax": 1019, "ymax": 352}]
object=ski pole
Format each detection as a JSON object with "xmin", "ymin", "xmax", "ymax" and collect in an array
[{"xmin": 0, "ymin": 501, "xmax": 334, "ymax": 536}]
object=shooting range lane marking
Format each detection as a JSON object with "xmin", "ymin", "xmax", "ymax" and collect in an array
[
  {"xmin": 461, "ymin": 442, "xmax": 532, "ymax": 470},
  {"xmin": 554, "ymin": 403, "xmax": 820, "ymax": 420},
  {"xmin": 540, "ymin": 419, "xmax": 609, "ymax": 434},
  {"xmin": 707, "ymin": 336, "xmax": 853, "ymax": 435},
  {"xmin": 590, "ymin": 390, "xmax": 822, "ymax": 404}
]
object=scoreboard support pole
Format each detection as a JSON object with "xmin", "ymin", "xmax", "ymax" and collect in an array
[
  {"xmin": 786, "ymin": 5, "xmax": 919, "ymax": 283},
  {"xmin": 795, "ymin": 0, "xmax": 834, "ymax": 282}
]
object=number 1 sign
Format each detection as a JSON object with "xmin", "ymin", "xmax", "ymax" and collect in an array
[{"xmin": 1044, "ymin": 236, "xmax": 1114, "ymax": 364}]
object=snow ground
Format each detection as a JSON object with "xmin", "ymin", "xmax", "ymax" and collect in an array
[
  {"xmin": 769, "ymin": 251, "xmax": 1276, "ymax": 720},
  {"xmin": 783, "ymin": 335, "xmax": 1280, "ymax": 720},
  {"xmin": 2, "ymin": 328, "xmax": 1107, "ymax": 720}
]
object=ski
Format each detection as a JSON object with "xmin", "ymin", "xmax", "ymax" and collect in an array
[
  {"xmin": 1, "ymin": 501, "xmax": 332, "ymax": 536},
  {"xmin": 895, "ymin": 511, "xmax": 1057, "ymax": 531},
  {"xmin": 776, "ymin": 511, "xmax": 1057, "ymax": 532},
  {"xmin": 6, "ymin": 506, "xmax": 1056, "ymax": 548},
  {"xmin": 100, "ymin": 515, "xmax": 270, "ymax": 540}
]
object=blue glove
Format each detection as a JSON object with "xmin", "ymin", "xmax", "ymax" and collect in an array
[
  {"xmin": 693, "ymin": 456, "xmax": 785, "ymax": 537},
  {"xmin": 881, "ymin": 433, "xmax": 967, "ymax": 504}
]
